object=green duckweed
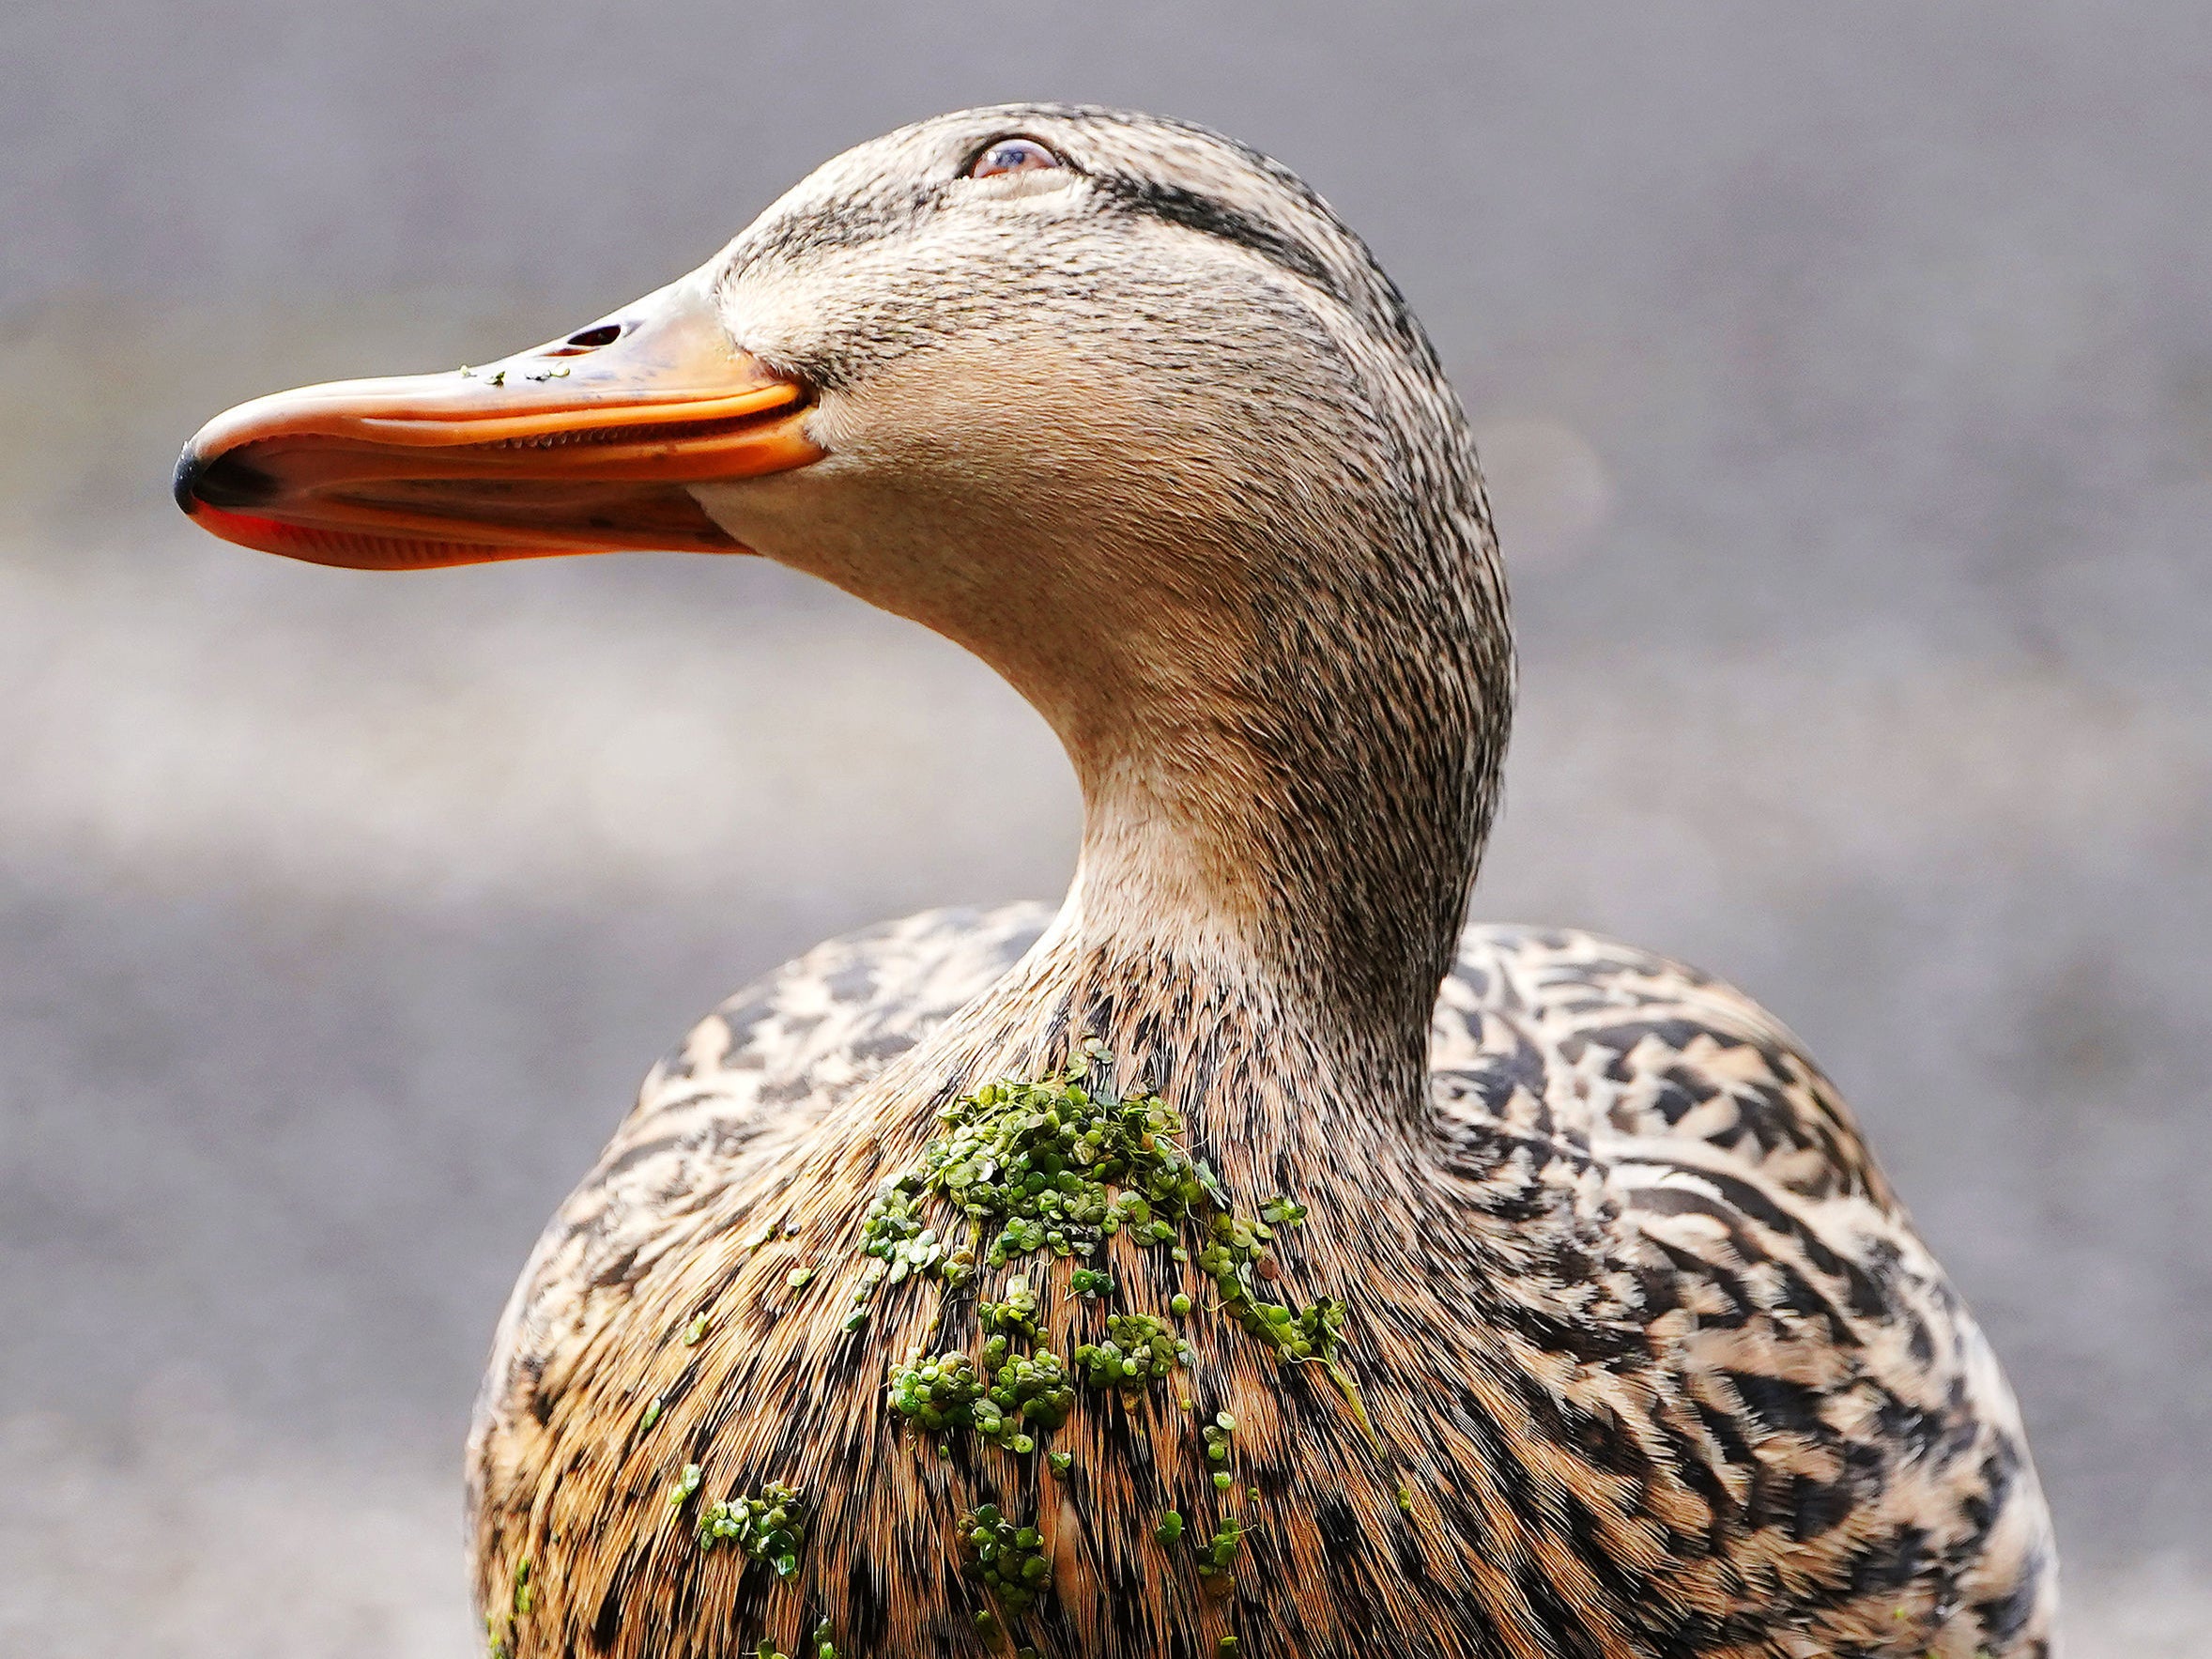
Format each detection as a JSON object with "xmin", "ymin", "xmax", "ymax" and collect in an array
[
  {"xmin": 696, "ymin": 1481, "xmax": 808, "ymax": 1578},
  {"xmin": 979, "ymin": 1274, "xmax": 1042, "ymax": 1341},
  {"xmin": 1073, "ymin": 1313, "xmax": 1184, "ymax": 1393},
  {"xmin": 668, "ymin": 1463, "xmax": 702, "ymax": 1507},
  {"xmin": 960, "ymin": 1505, "xmax": 1052, "ymax": 1614},
  {"xmin": 859, "ymin": 1069, "xmax": 1211, "ymax": 1286},
  {"xmin": 888, "ymin": 1345, "xmax": 1073, "ymax": 1450},
  {"xmin": 1199, "ymin": 1514, "xmax": 1248, "ymax": 1578},
  {"xmin": 859, "ymin": 1047, "xmax": 1364, "ymax": 1572}
]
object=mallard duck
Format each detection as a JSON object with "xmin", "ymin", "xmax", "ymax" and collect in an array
[{"xmin": 174, "ymin": 105, "xmax": 2058, "ymax": 1659}]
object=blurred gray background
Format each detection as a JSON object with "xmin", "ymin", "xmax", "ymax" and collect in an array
[{"xmin": 2, "ymin": 3, "xmax": 2207, "ymax": 1652}]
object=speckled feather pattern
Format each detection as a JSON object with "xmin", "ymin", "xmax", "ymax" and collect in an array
[{"xmin": 469, "ymin": 904, "xmax": 2056, "ymax": 1659}]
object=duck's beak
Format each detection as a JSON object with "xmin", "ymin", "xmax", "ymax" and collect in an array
[{"xmin": 173, "ymin": 276, "xmax": 825, "ymax": 569}]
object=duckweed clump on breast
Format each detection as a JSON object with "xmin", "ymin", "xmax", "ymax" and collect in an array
[
  {"xmin": 1203, "ymin": 1412, "xmax": 1236, "ymax": 1467},
  {"xmin": 960, "ymin": 1504, "xmax": 1052, "ymax": 1613},
  {"xmin": 860, "ymin": 1043, "xmax": 1368, "ymax": 1605},
  {"xmin": 1206, "ymin": 1412, "xmax": 1240, "ymax": 1494},
  {"xmin": 887, "ymin": 1351, "xmax": 988, "ymax": 1431},
  {"xmin": 889, "ymin": 1345, "xmax": 1073, "ymax": 1451},
  {"xmin": 863, "ymin": 1060, "xmax": 1344, "ymax": 1387},
  {"xmin": 1233, "ymin": 1290, "xmax": 1354, "ymax": 1410},
  {"xmin": 860, "ymin": 1071, "xmax": 1211, "ymax": 1288},
  {"xmin": 1197, "ymin": 1513, "xmax": 1248, "ymax": 1582},
  {"xmin": 982, "ymin": 1342, "xmax": 1077, "ymax": 1431},
  {"xmin": 1073, "ymin": 1313, "xmax": 1186, "ymax": 1393},
  {"xmin": 696, "ymin": 1481, "xmax": 808, "ymax": 1578},
  {"xmin": 979, "ymin": 1274, "xmax": 1042, "ymax": 1340}
]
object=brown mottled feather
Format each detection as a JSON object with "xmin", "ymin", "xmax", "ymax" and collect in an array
[{"xmin": 469, "ymin": 906, "xmax": 2055, "ymax": 1659}]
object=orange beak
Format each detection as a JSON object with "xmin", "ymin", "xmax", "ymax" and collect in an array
[{"xmin": 173, "ymin": 275, "xmax": 826, "ymax": 569}]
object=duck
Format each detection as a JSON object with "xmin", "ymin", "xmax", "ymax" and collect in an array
[{"xmin": 173, "ymin": 104, "xmax": 2058, "ymax": 1659}]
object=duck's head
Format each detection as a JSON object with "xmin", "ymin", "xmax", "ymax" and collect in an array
[{"xmin": 177, "ymin": 105, "xmax": 1510, "ymax": 1036}]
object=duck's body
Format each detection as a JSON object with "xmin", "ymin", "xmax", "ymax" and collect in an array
[
  {"xmin": 176, "ymin": 105, "xmax": 2058, "ymax": 1658},
  {"xmin": 467, "ymin": 908, "xmax": 2051, "ymax": 1659}
]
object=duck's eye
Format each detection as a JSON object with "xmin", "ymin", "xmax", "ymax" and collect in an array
[{"xmin": 966, "ymin": 137, "xmax": 1064, "ymax": 179}]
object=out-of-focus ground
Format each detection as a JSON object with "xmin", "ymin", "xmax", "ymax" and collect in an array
[{"xmin": 2, "ymin": 4, "xmax": 2207, "ymax": 1653}]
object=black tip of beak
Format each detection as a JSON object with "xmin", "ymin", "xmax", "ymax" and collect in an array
[
  {"xmin": 173, "ymin": 441, "xmax": 278, "ymax": 515},
  {"xmin": 172, "ymin": 443, "xmax": 207, "ymax": 515}
]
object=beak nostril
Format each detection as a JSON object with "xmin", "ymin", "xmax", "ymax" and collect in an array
[{"xmin": 565, "ymin": 323, "xmax": 622, "ymax": 349}]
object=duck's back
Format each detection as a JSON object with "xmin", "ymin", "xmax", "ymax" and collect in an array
[{"xmin": 471, "ymin": 903, "xmax": 2057, "ymax": 1659}]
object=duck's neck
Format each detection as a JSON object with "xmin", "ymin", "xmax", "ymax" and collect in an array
[
  {"xmin": 952, "ymin": 571, "xmax": 1513, "ymax": 1140},
  {"xmin": 817, "ymin": 348, "xmax": 1513, "ymax": 1131}
]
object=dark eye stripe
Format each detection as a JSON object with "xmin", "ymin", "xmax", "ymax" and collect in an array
[
  {"xmin": 1094, "ymin": 172, "xmax": 1434, "ymax": 367},
  {"xmin": 1096, "ymin": 177, "xmax": 1344, "ymax": 304}
]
